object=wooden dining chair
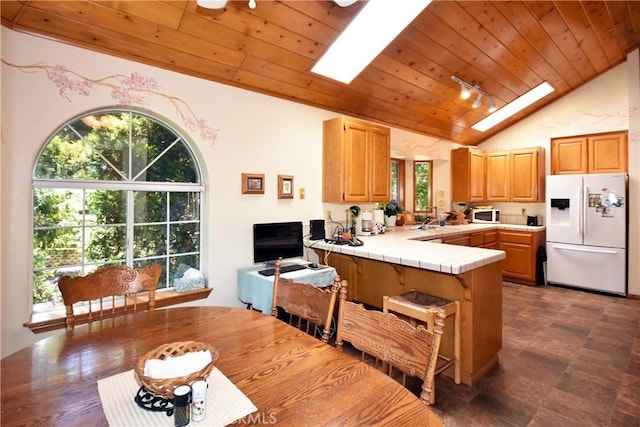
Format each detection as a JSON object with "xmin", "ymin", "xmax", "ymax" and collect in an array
[
  {"xmin": 383, "ymin": 290, "xmax": 461, "ymax": 402},
  {"xmin": 58, "ymin": 264, "xmax": 162, "ymax": 330},
  {"xmin": 335, "ymin": 282, "xmax": 446, "ymax": 405},
  {"xmin": 270, "ymin": 259, "xmax": 341, "ymax": 343}
]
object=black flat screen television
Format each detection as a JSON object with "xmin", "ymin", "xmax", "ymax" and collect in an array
[{"xmin": 253, "ymin": 221, "xmax": 304, "ymax": 265}]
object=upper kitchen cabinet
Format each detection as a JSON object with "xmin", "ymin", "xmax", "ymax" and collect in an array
[
  {"xmin": 451, "ymin": 147, "xmax": 485, "ymax": 202},
  {"xmin": 454, "ymin": 147, "xmax": 545, "ymax": 203},
  {"xmin": 323, "ymin": 118, "xmax": 390, "ymax": 203},
  {"xmin": 551, "ymin": 131, "xmax": 628, "ymax": 175},
  {"xmin": 510, "ymin": 147, "xmax": 545, "ymax": 203},
  {"xmin": 485, "ymin": 150, "xmax": 510, "ymax": 202},
  {"xmin": 487, "ymin": 147, "xmax": 544, "ymax": 203}
]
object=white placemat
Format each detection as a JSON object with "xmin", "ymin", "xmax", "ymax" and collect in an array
[{"xmin": 97, "ymin": 368, "xmax": 257, "ymax": 426}]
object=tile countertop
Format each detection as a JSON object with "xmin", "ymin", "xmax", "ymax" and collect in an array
[{"xmin": 306, "ymin": 223, "xmax": 546, "ymax": 275}]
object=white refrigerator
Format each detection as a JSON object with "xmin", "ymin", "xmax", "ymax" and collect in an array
[{"xmin": 545, "ymin": 173, "xmax": 627, "ymax": 295}]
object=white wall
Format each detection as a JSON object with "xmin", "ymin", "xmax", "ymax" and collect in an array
[{"xmin": 2, "ymin": 28, "xmax": 637, "ymax": 357}]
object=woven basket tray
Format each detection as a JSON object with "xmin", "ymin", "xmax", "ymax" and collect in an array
[{"xmin": 134, "ymin": 341, "xmax": 219, "ymax": 399}]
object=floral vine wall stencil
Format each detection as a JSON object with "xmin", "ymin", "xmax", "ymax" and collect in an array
[
  {"xmin": 393, "ymin": 137, "xmax": 443, "ymax": 159},
  {"xmin": 1, "ymin": 59, "xmax": 219, "ymax": 147}
]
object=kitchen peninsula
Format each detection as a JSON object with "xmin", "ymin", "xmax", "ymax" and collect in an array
[{"xmin": 309, "ymin": 224, "xmax": 518, "ymax": 386}]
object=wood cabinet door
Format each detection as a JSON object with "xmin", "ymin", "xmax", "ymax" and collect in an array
[
  {"xmin": 368, "ymin": 126, "xmax": 391, "ymax": 202},
  {"xmin": 510, "ymin": 148, "xmax": 542, "ymax": 202},
  {"xmin": 451, "ymin": 148, "xmax": 485, "ymax": 202},
  {"xmin": 469, "ymin": 150, "xmax": 485, "ymax": 201},
  {"xmin": 588, "ymin": 132, "xmax": 628, "ymax": 173},
  {"xmin": 499, "ymin": 242, "xmax": 533, "ymax": 280},
  {"xmin": 343, "ymin": 121, "xmax": 370, "ymax": 202},
  {"xmin": 551, "ymin": 136, "xmax": 588, "ymax": 174},
  {"xmin": 319, "ymin": 251, "xmax": 358, "ymax": 301},
  {"xmin": 485, "ymin": 151, "xmax": 510, "ymax": 201}
]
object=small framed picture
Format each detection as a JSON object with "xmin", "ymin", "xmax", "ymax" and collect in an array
[
  {"xmin": 242, "ymin": 173, "xmax": 265, "ymax": 194},
  {"xmin": 278, "ymin": 175, "xmax": 294, "ymax": 199}
]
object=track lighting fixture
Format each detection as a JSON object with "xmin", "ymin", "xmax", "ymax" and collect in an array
[{"xmin": 451, "ymin": 75, "xmax": 495, "ymax": 112}]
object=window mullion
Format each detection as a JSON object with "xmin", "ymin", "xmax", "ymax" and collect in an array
[{"xmin": 126, "ymin": 190, "xmax": 135, "ymax": 266}]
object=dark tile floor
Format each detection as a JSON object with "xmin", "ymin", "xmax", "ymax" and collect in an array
[{"xmin": 425, "ymin": 282, "xmax": 640, "ymax": 427}]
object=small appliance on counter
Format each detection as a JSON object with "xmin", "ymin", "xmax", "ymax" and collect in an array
[
  {"xmin": 526, "ymin": 215, "xmax": 540, "ymax": 226},
  {"xmin": 471, "ymin": 208, "xmax": 500, "ymax": 223}
]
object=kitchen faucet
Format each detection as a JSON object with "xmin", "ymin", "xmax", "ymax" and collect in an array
[{"xmin": 419, "ymin": 207, "xmax": 440, "ymax": 230}]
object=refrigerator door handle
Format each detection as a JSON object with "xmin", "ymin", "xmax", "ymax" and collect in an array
[
  {"xmin": 550, "ymin": 243, "xmax": 618, "ymax": 255},
  {"xmin": 577, "ymin": 185, "xmax": 584, "ymax": 237},
  {"xmin": 583, "ymin": 185, "xmax": 589, "ymax": 237}
]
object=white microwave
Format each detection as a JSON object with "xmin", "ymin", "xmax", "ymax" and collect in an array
[{"xmin": 471, "ymin": 208, "xmax": 500, "ymax": 223}]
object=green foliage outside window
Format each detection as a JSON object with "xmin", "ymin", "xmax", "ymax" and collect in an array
[
  {"xmin": 414, "ymin": 161, "xmax": 432, "ymax": 212},
  {"xmin": 32, "ymin": 110, "xmax": 202, "ymax": 311}
]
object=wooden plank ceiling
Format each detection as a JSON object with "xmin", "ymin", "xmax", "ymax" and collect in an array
[{"xmin": 2, "ymin": 1, "xmax": 639, "ymax": 146}]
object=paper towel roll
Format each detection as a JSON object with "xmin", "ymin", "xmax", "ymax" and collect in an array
[{"xmin": 372, "ymin": 209, "xmax": 384, "ymax": 225}]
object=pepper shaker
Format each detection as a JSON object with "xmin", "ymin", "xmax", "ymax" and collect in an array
[{"xmin": 173, "ymin": 385, "xmax": 191, "ymax": 426}]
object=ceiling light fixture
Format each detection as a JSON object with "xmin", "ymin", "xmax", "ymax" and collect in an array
[
  {"xmin": 452, "ymin": 76, "xmax": 474, "ymax": 100},
  {"xmin": 196, "ymin": 0, "xmax": 227, "ymax": 8},
  {"xmin": 472, "ymin": 93, "xmax": 483, "ymax": 109},
  {"xmin": 198, "ymin": 0, "xmax": 356, "ymax": 11},
  {"xmin": 451, "ymin": 75, "xmax": 496, "ymax": 112},
  {"xmin": 312, "ymin": 0, "xmax": 432, "ymax": 84},
  {"xmin": 333, "ymin": 0, "xmax": 358, "ymax": 6},
  {"xmin": 472, "ymin": 81, "xmax": 555, "ymax": 132}
]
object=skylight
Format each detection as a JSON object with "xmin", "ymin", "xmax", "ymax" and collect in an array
[
  {"xmin": 472, "ymin": 82, "xmax": 555, "ymax": 132},
  {"xmin": 311, "ymin": 0, "xmax": 431, "ymax": 84}
]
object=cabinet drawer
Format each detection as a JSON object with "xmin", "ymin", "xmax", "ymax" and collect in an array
[
  {"xmin": 469, "ymin": 233, "xmax": 484, "ymax": 247},
  {"xmin": 443, "ymin": 235, "xmax": 471, "ymax": 246},
  {"xmin": 483, "ymin": 231, "xmax": 497, "ymax": 244},
  {"xmin": 499, "ymin": 231, "xmax": 533, "ymax": 245}
]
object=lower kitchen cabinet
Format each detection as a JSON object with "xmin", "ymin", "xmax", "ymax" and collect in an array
[
  {"xmin": 481, "ymin": 231, "xmax": 498, "ymax": 249},
  {"xmin": 443, "ymin": 234, "xmax": 471, "ymax": 246},
  {"xmin": 434, "ymin": 228, "xmax": 544, "ymax": 284},
  {"xmin": 498, "ymin": 229, "xmax": 545, "ymax": 285},
  {"xmin": 469, "ymin": 230, "xmax": 498, "ymax": 248}
]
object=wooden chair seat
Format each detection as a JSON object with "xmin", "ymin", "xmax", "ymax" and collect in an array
[
  {"xmin": 383, "ymin": 290, "xmax": 461, "ymax": 404},
  {"xmin": 271, "ymin": 259, "xmax": 340, "ymax": 343},
  {"xmin": 58, "ymin": 264, "xmax": 161, "ymax": 330},
  {"xmin": 336, "ymin": 281, "xmax": 445, "ymax": 405}
]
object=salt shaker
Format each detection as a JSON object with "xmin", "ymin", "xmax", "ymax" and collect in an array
[
  {"xmin": 173, "ymin": 385, "xmax": 191, "ymax": 426},
  {"xmin": 191, "ymin": 380, "xmax": 208, "ymax": 422}
]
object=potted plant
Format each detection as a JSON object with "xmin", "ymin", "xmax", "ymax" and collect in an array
[{"xmin": 382, "ymin": 200, "xmax": 404, "ymax": 226}]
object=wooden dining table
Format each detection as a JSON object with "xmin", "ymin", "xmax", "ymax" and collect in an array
[{"xmin": 1, "ymin": 306, "xmax": 443, "ymax": 426}]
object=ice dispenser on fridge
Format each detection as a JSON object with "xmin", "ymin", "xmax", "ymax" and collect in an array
[{"xmin": 548, "ymin": 198, "xmax": 570, "ymax": 226}]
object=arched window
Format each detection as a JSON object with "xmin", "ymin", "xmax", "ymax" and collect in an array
[{"xmin": 32, "ymin": 110, "xmax": 203, "ymax": 313}]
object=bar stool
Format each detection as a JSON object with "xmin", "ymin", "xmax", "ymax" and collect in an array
[{"xmin": 383, "ymin": 290, "xmax": 461, "ymax": 402}]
